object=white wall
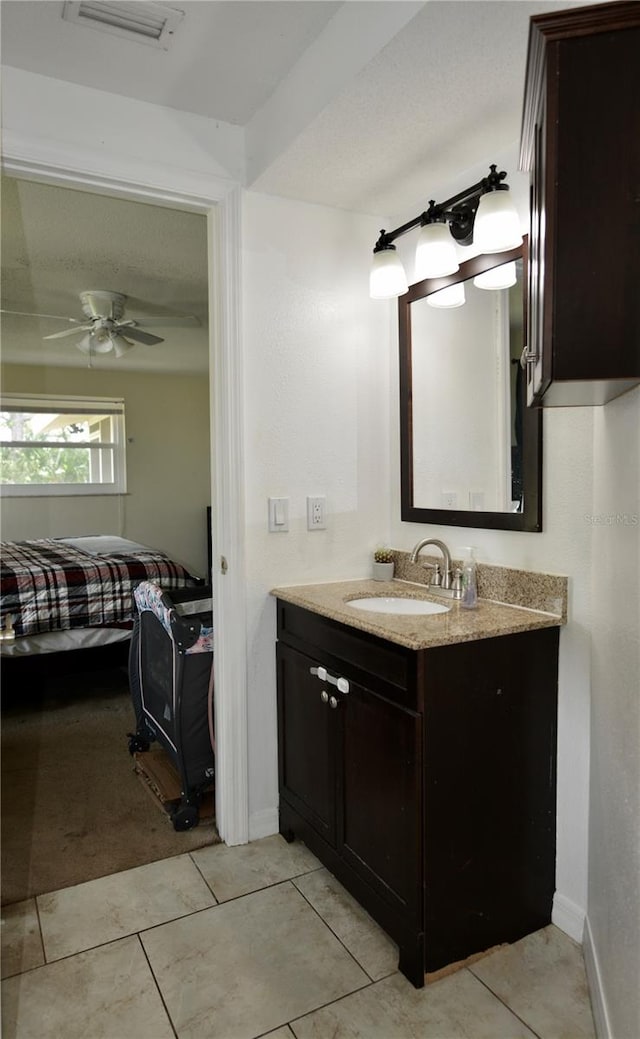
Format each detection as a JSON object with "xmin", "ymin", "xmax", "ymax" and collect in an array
[
  {"xmin": 586, "ymin": 386, "xmax": 640, "ymax": 1039},
  {"xmin": 241, "ymin": 190, "xmax": 391, "ymax": 835},
  {"xmin": 1, "ymin": 365, "xmax": 211, "ymax": 577}
]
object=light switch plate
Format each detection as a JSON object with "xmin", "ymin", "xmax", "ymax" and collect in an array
[{"xmin": 268, "ymin": 497, "xmax": 289, "ymax": 532}]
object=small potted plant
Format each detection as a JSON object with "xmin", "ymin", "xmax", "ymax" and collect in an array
[{"xmin": 372, "ymin": 547, "xmax": 395, "ymax": 581}]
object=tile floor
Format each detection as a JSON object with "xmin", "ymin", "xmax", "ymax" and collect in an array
[{"xmin": 1, "ymin": 834, "xmax": 596, "ymax": 1039}]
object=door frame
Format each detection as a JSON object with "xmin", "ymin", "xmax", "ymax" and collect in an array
[{"xmin": 1, "ymin": 149, "xmax": 249, "ymax": 846}]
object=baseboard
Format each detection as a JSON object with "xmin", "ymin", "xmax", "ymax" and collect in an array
[
  {"xmin": 583, "ymin": 916, "xmax": 612, "ymax": 1039},
  {"xmin": 552, "ymin": 891, "xmax": 585, "ymax": 943},
  {"xmin": 249, "ymin": 806, "xmax": 279, "ymax": 841}
]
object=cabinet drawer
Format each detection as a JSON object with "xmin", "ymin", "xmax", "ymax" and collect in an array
[{"xmin": 277, "ymin": 600, "xmax": 418, "ymax": 709}]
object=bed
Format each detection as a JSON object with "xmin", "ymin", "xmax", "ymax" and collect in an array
[{"xmin": 0, "ymin": 535, "xmax": 202, "ymax": 657}]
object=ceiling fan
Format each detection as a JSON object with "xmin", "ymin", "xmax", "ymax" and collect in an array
[{"xmin": 1, "ymin": 290, "xmax": 200, "ymax": 358}]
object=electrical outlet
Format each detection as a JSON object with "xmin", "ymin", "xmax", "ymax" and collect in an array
[
  {"xmin": 441, "ymin": 491, "xmax": 457, "ymax": 509},
  {"xmin": 307, "ymin": 495, "xmax": 326, "ymax": 530}
]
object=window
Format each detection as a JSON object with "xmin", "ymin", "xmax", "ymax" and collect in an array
[{"xmin": 0, "ymin": 394, "xmax": 127, "ymax": 496}]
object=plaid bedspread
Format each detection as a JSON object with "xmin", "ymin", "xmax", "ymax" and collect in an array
[{"xmin": 0, "ymin": 539, "xmax": 199, "ymax": 638}]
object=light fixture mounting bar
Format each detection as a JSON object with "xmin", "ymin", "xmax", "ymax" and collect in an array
[{"xmin": 374, "ymin": 165, "xmax": 508, "ymax": 251}]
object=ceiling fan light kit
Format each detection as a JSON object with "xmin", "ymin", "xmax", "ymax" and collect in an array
[{"xmin": 0, "ymin": 290, "xmax": 202, "ymax": 360}]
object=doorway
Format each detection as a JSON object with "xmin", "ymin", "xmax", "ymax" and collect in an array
[{"xmin": 0, "ymin": 151, "xmax": 248, "ymax": 848}]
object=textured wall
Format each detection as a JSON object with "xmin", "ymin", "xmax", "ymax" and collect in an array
[
  {"xmin": 242, "ymin": 190, "xmax": 391, "ymax": 834},
  {"xmin": 1, "ymin": 364, "xmax": 211, "ymax": 577}
]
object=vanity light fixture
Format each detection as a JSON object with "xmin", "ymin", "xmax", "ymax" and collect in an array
[{"xmin": 370, "ymin": 164, "xmax": 522, "ymax": 299}]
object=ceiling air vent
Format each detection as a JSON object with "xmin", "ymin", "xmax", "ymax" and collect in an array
[{"xmin": 62, "ymin": 1, "xmax": 184, "ymax": 50}]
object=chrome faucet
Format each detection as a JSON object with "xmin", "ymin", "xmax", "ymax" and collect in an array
[{"xmin": 409, "ymin": 538, "xmax": 454, "ymax": 590}]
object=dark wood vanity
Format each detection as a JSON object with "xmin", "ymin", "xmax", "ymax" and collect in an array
[
  {"xmin": 520, "ymin": 1, "xmax": 640, "ymax": 406},
  {"xmin": 276, "ymin": 598, "xmax": 560, "ymax": 987}
]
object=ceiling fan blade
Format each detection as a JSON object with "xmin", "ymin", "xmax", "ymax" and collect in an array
[
  {"xmin": 80, "ymin": 291, "xmax": 124, "ymax": 321},
  {"xmin": 125, "ymin": 316, "xmax": 201, "ymax": 328},
  {"xmin": 1, "ymin": 309, "xmax": 82, "ymax": 324},
  {"xmin": 114, "ymin": 325, "xmax": 164, "ymax": 345},
  {"xmin": 43, "ymin": 324, "xmax": 94, "ymax": 340}
]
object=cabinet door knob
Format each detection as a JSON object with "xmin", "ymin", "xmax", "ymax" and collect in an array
[
  {"xmin": 329, "ymin": 696, "xmax": 338, "ymax": 709},
  {"xmin": 320, "ymin": 690, "xmax": 329, "ymax": 703}
]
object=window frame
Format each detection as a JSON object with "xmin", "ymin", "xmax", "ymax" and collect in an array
[{"xmin": 0, "ymin": 393, "xmax": 127, "ymax": 497}]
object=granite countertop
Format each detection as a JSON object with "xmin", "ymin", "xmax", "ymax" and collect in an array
[{"xmin": 271, "ymin": 578, "xmax": 565, "ymax": 651}]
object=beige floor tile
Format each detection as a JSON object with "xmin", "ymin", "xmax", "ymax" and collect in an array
[
  {"xmin": 262, "ymin": 1029, "xmax": 295, "ymax": 1038},
  {"xmin": 142, "ymin": 880, "xmax": 369, "ymax": 1039},
  {"xmin": 290, "ymin": 968, "xmax": 538, "ymax": 1039},
  {"xmin": 191, "ymin": 833, "xmax": 321, "ymax": 901},
  {"xmin": 470, "ymin": 925, "xmax": 596, "ymax": 1038},
  {"xmin": 293, "ymin": 868, "xmax": 398, "ymax": 980},
  {"xmin": 1, "ymin": 935, "xmax": 174, "ymax": 1039},
  {"xmin": 38, "ymin": 853, "xmax": 216, "ymax": 961},
  {"xmin": 1, "ymin": 900, "xmax": 44, "ymax": 979}
]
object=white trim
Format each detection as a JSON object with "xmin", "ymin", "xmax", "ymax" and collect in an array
[
  {"xmin": 2, "ymin": 133, "xmax": 235, "ymax": 210},
  {"xmin": 552, "ymin": 890, "xmax": 586, "ymax": 943},
  {"xmin": 583, "ymin": 915, "xmax": 612, "ymax": 1039},
  {"xmin": 209, "ymin": 189, "xmax": 249, "ymax": 846},
  {"xmin": 1, "ymin": 146, "xmax": 249, "ymax": 848},
  {"xmin": 249, "ymin": 806, "xmax": 280, "ymax": 842}
]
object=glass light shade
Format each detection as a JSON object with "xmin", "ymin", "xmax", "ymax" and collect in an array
[
  {"xmin": 473, "ymin": 189, "xmax": 523, "ymax": 253},
  {"xmin": 415, "ymin": 222, "xmax": 459, "ymax": 280},
  {"xmin": 111, "ymin": 334, "xmax": 134, "ymax": 358},
  {"xmin": 369, "ymin": 247, "xmax": 408, "ymax": 299},
  {"xmin": 94, "ymin": 336, "xmax": 114, "ymax": 353},
  {"xmin": 473, "ymin": 261, "xmax": 517, "ymax": 290},
  {"xmin": 426, "ymin": 282, "xmax": 465, "ymax": 309},
  {"xmin": 77, "ymin": 332, "xmax": 111, "ymax": 354}
]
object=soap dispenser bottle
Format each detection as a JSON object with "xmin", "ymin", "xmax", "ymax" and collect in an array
[{"xmin": 460, "ymin": 548, "xmax": 478, "ymax": 610}]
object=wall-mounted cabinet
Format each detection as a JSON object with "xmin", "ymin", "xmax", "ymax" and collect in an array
[
  {"xmin": 520, "ymin": 1, "xmax": 640, "ymax": 406},
  {"xmin": 276, "ymin": 600, "xmax": 560, "ymax": 987}
]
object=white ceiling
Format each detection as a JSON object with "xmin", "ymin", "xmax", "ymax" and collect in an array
[
  {"xmin": 0, "ymin": 1, "xmax": 342, "ymax": 126},
  {"xmin": 1, "ymin": 0, "xmax": 596, "ymax": 372}
]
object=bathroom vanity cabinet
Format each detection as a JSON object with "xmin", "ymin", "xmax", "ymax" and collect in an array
[
  {"xmin": 276, "ymin": 600, "xmax": 560, "ymax": 987},
  {"xmin": 520, "ymin": 2, "xmax": 640, "ymax": 406}
]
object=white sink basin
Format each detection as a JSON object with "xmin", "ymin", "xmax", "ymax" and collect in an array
[{"xmin": 347, "ymin": 597, "xmax": 449, "ymax": 616}]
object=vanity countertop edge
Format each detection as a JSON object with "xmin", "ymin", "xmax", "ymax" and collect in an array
[{"xmin": 271, "ymin": 578, "xmax": 565, "ymax": 651}]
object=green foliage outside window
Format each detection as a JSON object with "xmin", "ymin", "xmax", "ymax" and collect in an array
[{"xmin": 0, "ymin": 414, "xmax": 91, "ymax": 485}]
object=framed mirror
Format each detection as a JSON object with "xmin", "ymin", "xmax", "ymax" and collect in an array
[{"xmin": 399, "ymin": 239, "xmax": 542, "ymax": 531}]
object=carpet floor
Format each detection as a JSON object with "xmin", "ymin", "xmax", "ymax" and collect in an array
[{"xmin": 1, "ymin": 666, "xmax": 219, "ymax": 905}]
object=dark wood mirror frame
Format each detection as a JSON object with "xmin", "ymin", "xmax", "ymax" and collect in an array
[{"xmin": 399, "ymin": 239, "xmax": 543, "ymax": 531}]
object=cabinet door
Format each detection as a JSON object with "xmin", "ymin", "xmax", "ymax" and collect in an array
[
  {"xmin": 276, "ymin": 642, "xmax": 336, "ymax": 845},
  {"xmin": 338, "ymin": 680, "xmax": 422, "ymax": 919},
  {"xmin": 423, "ymin": 629, "xmax": 558, "ymax": 969}
]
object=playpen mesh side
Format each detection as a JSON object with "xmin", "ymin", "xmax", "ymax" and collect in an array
[{"xmin": 139, "ymin": 610, "xmax": 178, "ymax": 752}]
